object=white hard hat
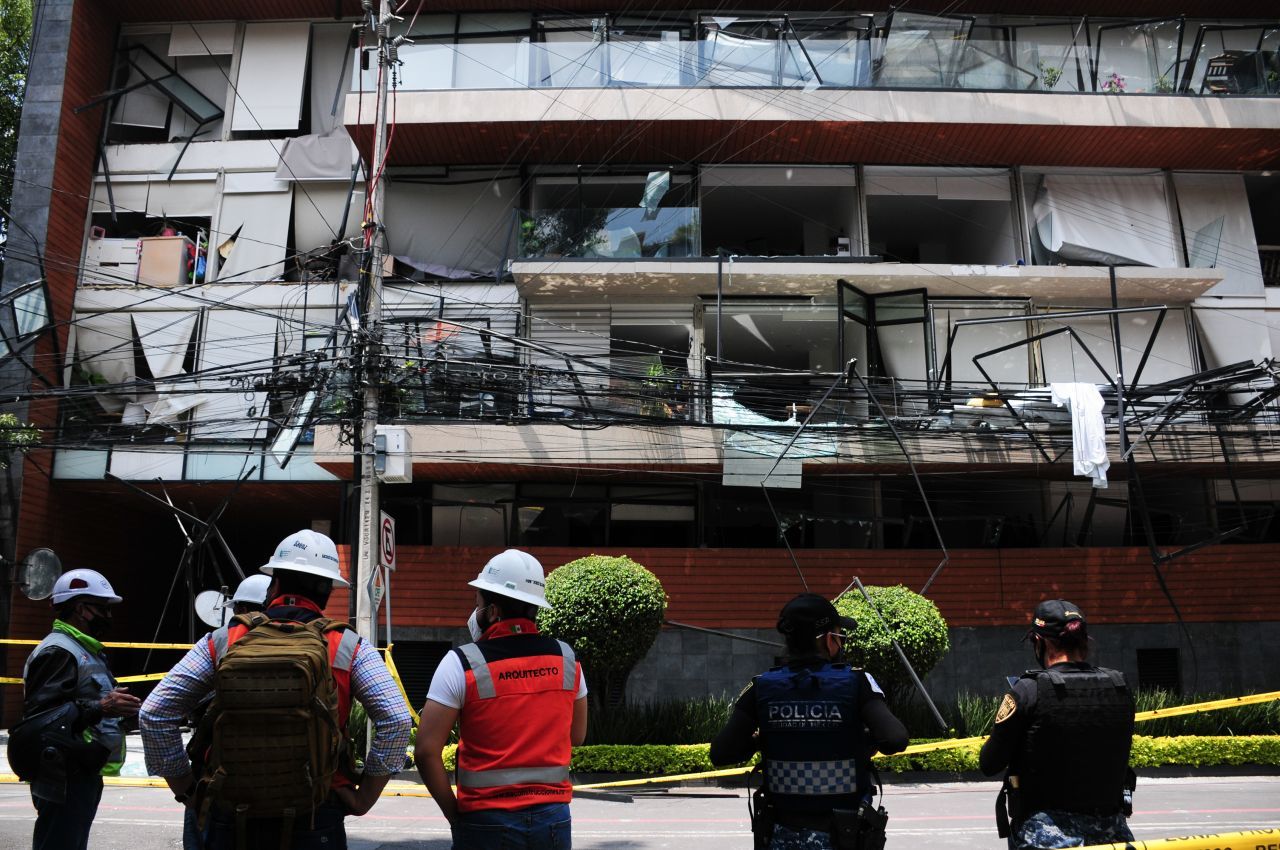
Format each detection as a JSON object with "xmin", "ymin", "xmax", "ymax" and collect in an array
[
  {"xmin": 260, "ymin": 530, "xmax": 350, "ymax": 588},
  {"xmin": 468, "ymin": 549, "xmax": 550, "ymax": 609},
  {"xmin": 51, "ymin": 569, "xmax": 123, "ymax": 605},
  {"xmin": 232, "ymin": 574, "xmax": 272, "ymax": 605}
]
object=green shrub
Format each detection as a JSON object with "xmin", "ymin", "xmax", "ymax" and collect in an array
[
  {"xmin": 834, "ymin": 585, "xmax": 950, "ymax": 709},
  {"xmin": 538, "ymin": 554, "xmax": 667, "ymax": 710},
  {"xmin": 585, "ymin": 696, "xmax": 734, "ymax": 745}
]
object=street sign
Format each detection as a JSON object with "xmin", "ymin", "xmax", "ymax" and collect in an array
[{"xmin": 379, "ymin": 511, "xmax": 396, "ymax": 571}]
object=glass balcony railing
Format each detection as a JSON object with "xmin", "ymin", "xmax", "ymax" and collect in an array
[
  {"xmin": 516, "ymin": 207, "xmax": 700, "ymax": 259},
  {"xmin": 369, "ymin": 35, "xmax": 1279, "ymax": 95}
]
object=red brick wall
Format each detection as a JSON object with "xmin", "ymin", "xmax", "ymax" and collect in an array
[
  {"xmin": 4, "ymin": 0, "xmax": 118, "ymax": 720},
  {"xmin": 360, "ymin": 544, "xmax": 1280, "ymax": 630}
]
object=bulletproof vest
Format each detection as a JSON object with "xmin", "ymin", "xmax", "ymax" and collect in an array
[
  {"xmin": 1015, "ymin": 666, "xmax": 1134, "ymax": 815},
  {"xmin": 24, "ymin": 632, "xmax": 125, "ymax": 768},
  {"xmin": 755, "ymin": 662, "xmax": 869, "ymax": 815}
]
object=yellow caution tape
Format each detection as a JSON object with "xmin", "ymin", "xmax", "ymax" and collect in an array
[
  {"xmin": 577, "ymin": 766, "xmax": 758, "ymax": 790},
  {"xmin": 1135, "ymin": 691, "xmax": 1280, "ymax": 722},
  {"xmin": 1080, "ymin": 828, "xmax": 1280, "ymax": 849},
  {"xmin": 0, "ymin": 639, "xmax": 193, "ymax": 650},
  {"xmin": 379, "ymin": 643, "xmax": 421, "ymax": 724}
]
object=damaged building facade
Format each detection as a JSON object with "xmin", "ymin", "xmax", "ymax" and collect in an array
[{"xmin": 2, "ymin": 0, "xmax": 1280, "ymax": 719}]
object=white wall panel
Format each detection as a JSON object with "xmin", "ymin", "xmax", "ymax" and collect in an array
[
  {"xmin": 214, "ymin": 189, "xmax": 293, "ymax": 281},
  {"xmin": 231, "ymin": 22, "xmax": 311, "ymax": 131}
]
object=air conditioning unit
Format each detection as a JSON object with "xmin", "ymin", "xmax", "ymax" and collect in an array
[{"xmin": 374, "ymin": 425, "xmax": 412, "ymax": 483}]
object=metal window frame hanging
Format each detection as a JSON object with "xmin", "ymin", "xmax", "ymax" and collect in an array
[{"xmin": 76, "ymin": 43, "xmax": 227, "ymax": 207}]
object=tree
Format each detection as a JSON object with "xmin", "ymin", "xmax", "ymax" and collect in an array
[
  {"xmin": 0, "ymin": 411, "xmax": 39, "ymax": 463},
  {"xmin": 537, "ymin": 554, "xmax": 667, "ymax": 712},
  {"xmin": 0, "ymin": 0, "xmax": 32, "ymax": 212},
  {"xmin": 834, "ymin": 584, "xmax": 950, "ymax": 708}
]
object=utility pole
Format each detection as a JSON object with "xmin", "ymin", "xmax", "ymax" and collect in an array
[{"xmin": 354, "ymin": 0, "xmax": 396, "ymax": 643}]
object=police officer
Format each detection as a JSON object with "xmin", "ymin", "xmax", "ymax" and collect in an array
[
  {"xmin": 416, "ymin": 549, "xmax": 588, "ymax": 849},
  {"xmin": 18, "ymin": 569, "xmax": 140, "ymax": 850},
  {"xmin": 710, "ymin": 593, "xmax": 908, "ymax": 850},
  {"xmin": 979, "ymin": 599, "xmax": 1136, "ymax": 850}
]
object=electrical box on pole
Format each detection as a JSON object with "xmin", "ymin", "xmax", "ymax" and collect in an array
[{"xmin": 374, "ymin": 425, "xmax": 413, "ymax": 483}]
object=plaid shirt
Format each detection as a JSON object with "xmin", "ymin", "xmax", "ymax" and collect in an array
[{"xmin": 139, "ymin": 629, "xmax": 412, "ymax": 778}]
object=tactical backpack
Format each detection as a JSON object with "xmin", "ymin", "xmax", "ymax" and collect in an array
[{"xmin": 197, "ymin": 613, "xmax": 352, "ymax": 824}]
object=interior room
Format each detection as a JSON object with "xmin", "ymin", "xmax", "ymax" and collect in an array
[
  {"xmin": 865, "ymin": 167, "xmax": 1017, "ymax": 265},
  {"xmin": 700, "ymin": 166, "xmax": 858, "ymax": 257}
]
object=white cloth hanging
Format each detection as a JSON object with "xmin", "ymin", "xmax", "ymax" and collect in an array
[{"xmin": 1049, "ymin": 383, "xmax": 1109, "ymax": 489}]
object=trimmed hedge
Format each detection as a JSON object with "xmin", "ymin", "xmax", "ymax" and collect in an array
[{"xmin": 433, "ymin": 737, "xmax": 1280, "ymax": 777}]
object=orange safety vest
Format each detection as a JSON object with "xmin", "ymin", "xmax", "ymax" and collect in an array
[
  {"xmin": 205, "ymin": 596, "xmax": 360, "ymax": 789},
  {"xmin": 454, "ymin": 619, "xmax": 581, "ymax": 812}
]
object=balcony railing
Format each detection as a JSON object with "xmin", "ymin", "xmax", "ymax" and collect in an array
[
  {"xmin": 516, "ymin": 207, "xmax": 700, "ymax": 259},
  {"xmin": 373, "ymin": 32, "xmax": 1279, "ymax": 95}
]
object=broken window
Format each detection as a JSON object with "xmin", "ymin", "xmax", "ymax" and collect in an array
[
  {"xmin": 933, "ymin": 300, "xmax": 1031, "ymax": 389},
  {"xmin": 607, "ymin": 17, "xmax": 691, "ymax": 87},
  {"xmin": 838, "ymin": 282, "xmax": 930, "ymax": 384},
  {"xmin": 873, "ymin": 10, "xmax": 974, "ymax": 88},
  {"xmin": 701, "ymin": 166, "xmax": 858, "ymax": 257},
  {"xmin": 1037, "ymin": 307, "xmax": 1195, "ymax": 385},
  {"xmin": 527, "ymin": 304, "xmax": 611, "ymax": 417},
  {"xmin": 387, "ymin": 170, "xmax": 520, "ymax": 277},
  {"xmin": 610, "ymin": 304, "xmax": 694, "ymax": 419},
  {"xmin": 1009, "ymin": 19, "xmax": 1092, "ymax": 92},
  {"xmin": 1246, "ymin": 173, "xmax": 1280, "ymax": 288},
  {"xmin": 1184, "ymin": 24, "xmax": 1280, "ymax": 94},
  {"xmin": 705, "ymin": 300, "xmax": 840, "ymax": 424},
  {"xmin": 1092, "ymin": 18, "xmax": 1184, "ymax": 94},
  {"xmin": 101, "ymin": 36, "xmax": 226, "ymax": 148},
  {"xmin": 865, "ymin": 167, "xmax": 1017, "ymax": 265},
  {"xmin": 1173, "ymin": 173, "xmax": 1265, "ymax": 295},
  {"xmin": 524, "ymin": 169, "xmax": 697, "ymax": 259},
  {"xmin": 64, "ymin": 310, "xmax": 200, "ymax": 435}
]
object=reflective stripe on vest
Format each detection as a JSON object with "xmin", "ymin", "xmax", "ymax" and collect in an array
[
  {"xmin": 333, "ymin": 629, "xmax": 360, "ymax": 672},
  {"xmin": 459, "ymin": 640, "xmax": 576, "ymax": 700},
  {"xmin": 766, "ymin": 758, "xmax": 861, "ymax": 795},
  {"xmin": 456, "ymin": 765, "xmax": 572, "ymax": 788}
]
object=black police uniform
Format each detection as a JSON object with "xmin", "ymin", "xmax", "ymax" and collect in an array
[
  {"xmin": 711, "ymin": 656, "xmax": 908, "ymax": 849},
  {"xmin": 980, "ymin": 660, "xmax": 1136, "ymax": 850}
]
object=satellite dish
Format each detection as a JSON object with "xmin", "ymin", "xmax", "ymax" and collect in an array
[
  {"xmin": 18, "ymin": 548, "xmax": 62, "ymax": 601},
  {"xmin": 194, "ymin": 589, "xmax": 232, "ymax": 628}
]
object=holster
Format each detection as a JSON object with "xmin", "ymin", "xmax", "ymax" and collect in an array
[
  {"xmin": 749, "ymin": 786, "xmax": 775, "ymax": 850},
  {"xmin": 996, "ymin": 775, "xmax": 1023, "ymax": 839},
  {"xmin": 832, "ymin": 801, "xmax": 888, "ymax": 850}
]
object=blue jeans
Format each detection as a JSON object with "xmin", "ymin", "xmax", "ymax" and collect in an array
[
  {"xmin": 451, "ymin": 803, "xmax": 571, "ymax": 850},
  {"xmin": 32, "ymin": 772, "xmax": 103, "ymax": 850}
]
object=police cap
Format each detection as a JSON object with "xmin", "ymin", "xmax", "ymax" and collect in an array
[
  {"xmin": 1028, "ymin": 598, "xmax": 1087, "ymax": 640},
  {"xmin": 777, "ymin": 593, "xmax": 857, "ymax": 637}
]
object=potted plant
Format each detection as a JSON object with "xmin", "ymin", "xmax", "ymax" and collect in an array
[
  {"xmin": 1154, "ymin": 74, "xmax": 1174, "ymax": 93},
  {"xmin": 1037, "ymin": 61, "xmax": 1063, "ymax": 90},
  {"xmin": 1100, "ymin": 71, "xmax": 1126, "ymax": 93}
]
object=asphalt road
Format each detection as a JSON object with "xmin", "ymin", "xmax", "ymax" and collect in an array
[{"xmin": 1, "ymin": 776, "xmax": 1277, "ymax": 849}]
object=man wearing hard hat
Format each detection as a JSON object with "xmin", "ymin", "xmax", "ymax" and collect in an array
[
  {"xmin": 13, "ymin": 568, "xmax": 140, "ymax": 850},
  {"xmin": 140, "ymin": 530, "xmax": 413, "ymax": 850},
  {"xmin": 178, "ymin": 573, "xmax": 271, "ymax": 850},
  {"xmin": 416, "ymin": 549, "xmax": 588, "ymax": 849}
]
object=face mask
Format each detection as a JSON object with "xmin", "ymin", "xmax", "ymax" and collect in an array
[
  {"xmin": 467, "ymin": 607, "xmax": 485, "ymax": 642},
  {"xmin": 82, "ymin": 605, "xmax": 112, "ymax": 639}
]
